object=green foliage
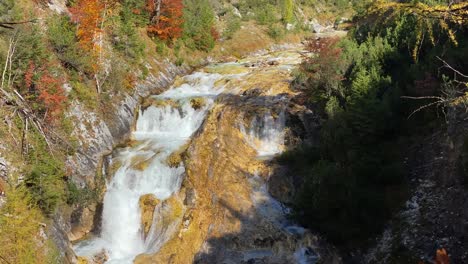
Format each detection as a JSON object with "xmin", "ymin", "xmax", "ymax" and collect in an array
[
  {"xmin": 0, "ymin": 187, "xmax": 60, "ymax": 263},
  {"xmin": 0, "ymin": 0, "xmax": 21, "ymax": 28},
  {"xmin": 291, "ymin": 33, "xmax": 408, "ymax": 247},
  {"xmin": 47, "ymin": 15, "xmax": 93, "ymax": 73},
  {"xmin": 66, "ymin": 181, "xmax": 98, "ymax": 206},
  {"xmin": 281, "ymin": 0, "xmax": 294, "ymax": 24},
  {"xmin": 223, "ymin": 9, "xmax": 241, "ymax": 40},
  {"xmin": 110, "ymin": 3, "xmax": 145, "ymax": 60},
  {"xmin": 290, "ymin": 1, "xmax": 468, "ymax": 248},
  {"xmin": 267, "ymin": 24, "xmax": 285, "ymax": 40},
  {"xmin": 24, "ymin": 128, "xmax": 66, "ymax": 215},
  {"xmin": 69, "ymin": 79, "xmax": 98, "ymax": 109},
  {"xmin": 155, "ymin": 40, "xmax": 169, "ymax": 55},
  {"xmin": 120, "ymin": 0, "xmax": 149, "ymax": 26},
  {"xmin": 183, "ymin": 0, "xmax": 216, "ymax": 51},
  {"xmin": 10, "ymin": 25, "xmax": 48, "ymax": 82},
  {"xmin": 239, "ymin": 0, "xmax": 278, "ymax": 25}
]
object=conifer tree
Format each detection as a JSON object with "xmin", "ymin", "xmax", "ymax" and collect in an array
[{"xmin": 282, "ymin": 0, "xmax": 294, "ymax": 24}]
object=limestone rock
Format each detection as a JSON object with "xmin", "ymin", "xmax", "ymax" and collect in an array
[
  {"xmin": 309, "ymin": 19, "xmax": 334, "ymax": 33},
  {"xmin": 69, "ymin": 205, "xmax": 98, "ymax": 242},
  {"xmin": 139, "ymin": 194, "xmax": 160, "ymax": 237}
]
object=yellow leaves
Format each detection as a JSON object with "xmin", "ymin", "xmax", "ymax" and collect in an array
[
  {"xmin": 439, "ymin": 20, "xmax": 458, "ymax": 46},
  {"xmin": 368, "ymin": 0, "xmax": 467, "ymax": 60},
  {"xmin": 0, "ymin": 187, "xmax": 55, "ymax": 263}
]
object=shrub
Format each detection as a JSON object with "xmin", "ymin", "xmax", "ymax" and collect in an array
[
  {"xmin": 24, "ymin": 129, "xmax": 67, "ymax": 215},
  {"xmin": 281, "ymin": 0, "xmax": 294, "ymax": 24},
  {"xmin": 47, "ymin": 15, "xmax": 93, "ymax": 73},
  {"xmin": 111, "ymin": 4, "xmax": 145, "ymax": 60},
  {"xmin": 0, "ymin": 187, "xmax": 59, "ymax": 263},
  {"xmin": 70, "ymin": 79, "xmax": 98, "ymax": 109},
  {"xmin": 267, "ymin": 24, "xmax": 285, "ymax": 40},
  {"xmin": 183, "ymin": 0, "xmax": 216, "ymax": 51},
  {"xmin": 66, "ymin": 181, "xmax": 97, "ymax": 206},
  {"xmin": 223, "ymin": 9, "xmax": 241, "ymax": 40}
]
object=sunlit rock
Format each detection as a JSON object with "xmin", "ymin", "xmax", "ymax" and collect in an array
[{"xmin": 139, "ymin": 194, "xmax": 160, "ymax": 237}]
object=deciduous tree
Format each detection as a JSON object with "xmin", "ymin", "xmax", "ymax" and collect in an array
[
  {"xmin": 368, "ymin": 0, "xmax": 468, "ymax": 59},
  {"xmin": 146, "ymin": 0, "xmax": 184, "ymax": 40},
  {"xmin": 69, "ymin": 0, "xmax": 105, "ymax": 51}
]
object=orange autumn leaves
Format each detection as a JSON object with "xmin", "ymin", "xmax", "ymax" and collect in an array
[
  {"xmin": 146, "ymin": 0, "xmax": 184, "ymax": 40},
  {"xmin": 70, "ymin": 0, "xmax": 184, "ymax": 46},
  {"xmin": 24, "ymin": 63, "xmax": 66, "ymax": 123},
  {"xmin": 69, "ymin": 0, "xmax": 105, "ymax": 52}
]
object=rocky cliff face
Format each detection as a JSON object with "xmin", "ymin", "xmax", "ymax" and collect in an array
[
  {"xmin": 53, "ymin": 60, "xmax": 190, "ymax": 262},
  {"xmin": 364, "ymin": 107, "xmax": 468, "ymax": 263}
]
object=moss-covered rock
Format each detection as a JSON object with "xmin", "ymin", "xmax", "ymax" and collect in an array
[
  {"xmin": 190, "ymin": 97, "xmax": 206, "ymax": 110},
  {"xmin": 130, "ymin": 155, "xmax": 154, "ymax": 171},
  {"xmin": 77, "ymin": 257, "xmax": 89, "ymax": 264},
  {"xmin": 141, "ymin": 98, "xmax": 179, "ymax": 111},
  {"xmin": 165, "ymin": 143, "xmax": 189, "ymax": 168},
  {"xmin": 166, "ymin": 152, "xmax": 183, "ymax": 168},
  {"xmin": 139, "ymin": 194, "xmax": 160, "ymax": 237}
]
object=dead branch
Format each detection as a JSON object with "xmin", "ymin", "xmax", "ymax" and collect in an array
[
  {"xmin": 0, "ymin": 19, "xmax": 38, "ymax": 29},
  {"xmin": 402, "ymin": 57, "xmax": 468, "ymax": 119},
  {"xmin": 437, "ymin": 56, "xmax": 468, "ymax": 79}
]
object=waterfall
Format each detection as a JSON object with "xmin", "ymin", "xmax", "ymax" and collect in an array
[
  {"xmin": 243, "ymin": 109, "xmax": 319, "ymax": 264},
  {"xmin": 72, "ymin": 48, "xmax": 313, "ymax": 264},
  {"xmin": 74, "ymin": 72, "xmax": 224, "ymax": 264},
  {"xmin": 241, "ymin": 110, "xmax": 286, "ymax": 158}
]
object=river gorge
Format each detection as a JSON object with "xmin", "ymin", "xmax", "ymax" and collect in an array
[{"xmin": 70, "ymin": 47, "xmax": 339, "ymax": 264}]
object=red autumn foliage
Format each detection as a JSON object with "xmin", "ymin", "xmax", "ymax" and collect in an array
[
  {"xmin": 37, "ymin": 72, "xmax": 66, "ymax": 121},
  {"xmin": 25, "ymin": 62, "xmax": 35, "ymax": 89},
  {"xmin": 23, "ymin": 62, "xmax": 67, "ymax": 123},
  {"xmin": 146, "ymin": 0, "xmax": 184, "ymax": 40},
  {"xmin": 210, "ymin": 27, "xmax": 220, "ymax": 41},
  {"xmin": 306, "ymin": 37, "xmax": 342, "ymax": 60},
  {"xmin": 69, "ymin": 0, "xmax": 104, "ymax": 51},
  {"xmin": 300, "ymin": 37, "xmax": 344, "ymax": 95}
]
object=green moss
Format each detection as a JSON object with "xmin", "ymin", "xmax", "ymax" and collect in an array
[
  {"xmin": 190, "ymin": 97, "xmax": 206, "ymax": 110},
  {"xmin": 166, "ymin": 152, "xmax": 183, "ymax": 168},
  {"xmin": 70, "ymin": 80, "xmax": 99, "ymax": 109},
  {"xmin": 142, "ymin": 98, "xmax": 179, "ymax": 111}
]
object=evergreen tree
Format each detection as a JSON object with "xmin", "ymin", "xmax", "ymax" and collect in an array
[
  {"xmin": 282, "ymin": 0, "xmax": 294, "ymax": 24},
  {"xmin": 0, "ymin": 187, "xmax": 58, "ymax": 263},
  {"xmin": 182, "ymin": 0, "xmax": 216, "ymax": 51}
]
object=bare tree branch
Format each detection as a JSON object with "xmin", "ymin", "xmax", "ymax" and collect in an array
[
  {"xmin": 0, "ymin": 19, "xmax": 38, "ymax": 29},
  {"xmin": 437, "ymin": 56, "xmax": 468, "ymax": 78}
]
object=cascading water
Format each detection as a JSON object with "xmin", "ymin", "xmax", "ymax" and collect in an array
[
  {"xmin": 72, "ymin": 47, "xmax": 317, "ymax": 264},
  {"xmin": 241, "ymin": 107, "xmax": 318, "ymax": 264},
  {"xmin": 74, "ymin": 72, "xmax": 225, "ymax": 263},
  {"xmin": 240, "ymin": 109, "xmax": 286, "ymax": 158}
]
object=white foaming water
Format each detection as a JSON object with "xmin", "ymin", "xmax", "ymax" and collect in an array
[
  {"xmin": 241, "ymin": 110, "xmax": 286, "ymax": 158},
  {"xmin": 74, "ymin": 72, "xmax": 225, "ymax": 264},
  {"xmin": 244, "ymin": 109, "xmax": 318, "ymax": 264}
]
